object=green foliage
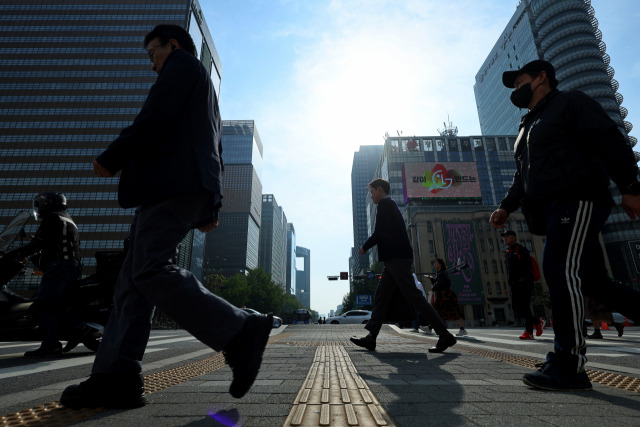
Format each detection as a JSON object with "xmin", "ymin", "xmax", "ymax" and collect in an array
[
  {"xmin": 340, "ymin": 262, "xmax": 384, "ymax": 314},
  {"xmin": 204, "ymin": 268, "xmax": 307, "ymax": 318}
]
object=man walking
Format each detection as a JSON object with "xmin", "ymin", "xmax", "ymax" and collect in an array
[
  {"xmin": 490, "ymin": 59, "xmax": 640, "ymax": 391},
  {"xmin": 60, "ymin": 25, "xmax": 272, "ymax": 409},
  {"xmin": 501, "ymin": 230, "xmax": 542, "ymax": 340},
  {"xmin": 351, "ymin": 178, "xmax": 456, "ymax": 353}
]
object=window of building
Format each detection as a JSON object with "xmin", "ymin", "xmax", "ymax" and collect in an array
[
  {"xmin": 484, "ymin": 260, "xmax": 489, "ymax": 274},
  {"xmin": 427, "ymin": 221, "xmax": 433, "ymax": 232},
  {"xmin": 488, "ymin": 238, "xmax": 495, "ymax": 252},
  {"xmin": 496, "ymin": 281, "xmax": 502, "ymax": 294},
  {"xmin": 480, "ymin": 239, "xmax": 486, "ymax": 252},
  {"xmin": 429, "ymin": 240, "xmax": 434, "ymax": 253},
  {"xmin": 492, "ymin": 260, "xmax": 498, "ymax": 273},
  {"xmin": 487, "ymin": 281, "xmax": 493, "ymax": 295}
]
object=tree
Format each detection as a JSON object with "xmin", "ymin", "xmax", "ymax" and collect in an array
[{"xmin": 340, "ymin": 262, "xmax": 384, "ymax": 314}]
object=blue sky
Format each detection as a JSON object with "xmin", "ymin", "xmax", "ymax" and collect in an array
[{"xmin": 200, "ymin": 0, "xmax": 640, "ymax": 316}]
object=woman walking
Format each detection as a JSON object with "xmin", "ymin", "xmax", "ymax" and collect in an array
[{"xmin": 427, "ymin": 258, "xmax": 467, "ymax": 336}]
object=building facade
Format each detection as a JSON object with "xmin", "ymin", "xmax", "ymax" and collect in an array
[
  {"xmin": 367, "ymin": 134, "xmax": 554, "ymax": 324},
  {"xmin": 285, "ymin": 223, "xmax": 296, "ymax": 295},
  {"xmin": 350, "ymin": 145, "xmax": 383, "ymax": 278},
  {"xmin": 203, "ymin": 120, "xmax": 263, "ymax": 277},
  {"xmin": 259, "ymin": 194, "xmax": 287, "ymax": 287},
  {"xmin": 0, "ymin": 0, "xmax": 221, "ymax": 288},
  {"xmin": 474, "ymin": 0, "xmax": 640, "ymax": 288},
  {"xmin": 295, "ymin": 246, "xmax": 311, "ymax": 308}
]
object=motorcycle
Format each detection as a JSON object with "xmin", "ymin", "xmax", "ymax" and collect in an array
[{"xmin": 0, "ymin": 210, "xmax": 123, "ymax": 353}]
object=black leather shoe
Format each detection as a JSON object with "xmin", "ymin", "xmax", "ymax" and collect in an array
[
  {"xmin": 428, "ymin": 333, "xmax": 457, "ymax": 353},
  {"xmin": 24, "ymin": 344, "xmax": 62, "ymax": 358},
  {"xmin": 60, "ymin": 373, "xmax": 146, "ymax": 409},
  {"xmin": 224, "ymin": 313, "xmax": 273, "ymax": 399},
  {"xmin": 63, "ymin": 325, "xmax": 94, "ymax": 353},
  {"xmin": 350, "ymin": 334, "xmax": 376, "ymax": 351}
]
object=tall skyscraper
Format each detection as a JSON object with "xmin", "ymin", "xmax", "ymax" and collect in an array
[
  {"xmin": 474, "ymin": 0, "xmax": 636, "ymax": 151},
  {"xmin": 350, "ymin": 145, "xmax": 383, "ymax": 277},
  {"xmin": 0, "ymin": 0, "xmax": 221, "ymax": 284},
  {"xmin": 474, "ymin": 0, "xmax": 640, "ymax": 287},
  {"xmin": 285, "ymin": 223, "xmax": 296, "ymax": 295},
  {"xmin": 204, "ymin": 120, "xmax": 263, "ymax": 277},
  {"xmin": 295, "ymin": 246, "xmax": 311, "ymax": 308},
  {"xmin": 259, "ymin": 194, "xmax": 287, "ymax": 286}
]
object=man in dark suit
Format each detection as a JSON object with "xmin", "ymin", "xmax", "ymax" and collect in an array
[
  {"xmin": 60, "ymin": 25, "xmax": 272, "ymax": 409},
  {"xmin": 351, "ymin": 178, "xmax": 456, "ymax": 353}
]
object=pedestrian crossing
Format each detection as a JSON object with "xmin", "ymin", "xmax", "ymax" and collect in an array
[{"xmin": 0, "ymin": 333, "xmax": 203, "ymax": 380}]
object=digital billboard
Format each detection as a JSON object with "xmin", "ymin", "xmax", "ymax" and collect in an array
[
  {"xmin": 442, "ymin": 221, "xmax": 483, "ymax": 305},
  {"xmin": 402, "ymin": 162, "xmax": 481, "ymax": 203}
]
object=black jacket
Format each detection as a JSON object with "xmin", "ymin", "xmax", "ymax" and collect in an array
[
  {"xmin": 504, "ymin": 243, "xmax": 533, "ymax": 284},
  {"xmin": 362, "ymin": 197, "xmax": 413, "ymax": 262},
  {"xmin": 15, "ymin": 212, "xmax": 81, "ymax": 269},
  {"xmin": 96, "ymin": 49, "xmax": 224, "ymax": 209},
  {"xmin": 429, "ymin": 270, "xmax": 451, "ymax": 292},
  {"xmin": 499, "ymin": 89, "xmax": 638, "ymax": 232}
]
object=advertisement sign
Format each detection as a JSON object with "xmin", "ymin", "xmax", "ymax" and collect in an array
[
  {"xmin": 402, "ymin": 162, "xmax": 482, "ymax": 203},
  {"xmin": 442, "ymin": 221, "xmax": 483, "ymax": 304}
]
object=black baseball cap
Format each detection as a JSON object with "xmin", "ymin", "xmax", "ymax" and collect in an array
[
  {"xmin": 502, "ymin": 59, "xmax": 558, "ymax": 89},
  {"xmin": 500, "ymin": 230, "xmax": 516, "ymax": 237}
]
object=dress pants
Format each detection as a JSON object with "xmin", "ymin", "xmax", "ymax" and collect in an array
[
  {"xmin": 366, "ymin": 259, "xmax": 447, "ymax": 337},
  {"xmin": 92, "ymin": 192, "xmax": 247, "ymax": 374}
]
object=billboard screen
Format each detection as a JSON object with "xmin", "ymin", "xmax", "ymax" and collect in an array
[
  {"xmin": 442, "ymin": 221, "xmax": 484, "ymax": 305},
  {"xmin": 402, "ymin": 162, "xmax": 481, "ymax": 203}
]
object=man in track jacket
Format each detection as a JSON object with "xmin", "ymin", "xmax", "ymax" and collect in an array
[{"xmin": 490, "ymin": 59, "xmax": 640, "ymax": 391}]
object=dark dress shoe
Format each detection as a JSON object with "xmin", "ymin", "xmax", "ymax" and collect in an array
[
  {"xmin": 24, "ymin": 344, "xmax": 62, "ymax": 358},
  {"xmin": 428, "ymin": 333, "xmax": 457, "ymax": 353},
  {"xmin": 350, "ymin": 334, "xmax": 376, "ymax": 351},
  {"xmin": 60, "ymin": 373, "xmax": 146, "ymax": 409},
  {"xmin": 224, "ymin": 313, "xmax": 273, "ymax": 398}
]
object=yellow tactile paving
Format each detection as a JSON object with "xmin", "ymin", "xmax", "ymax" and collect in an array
[{"xmin": 283, "ymin": 345, "xmax": 395, "ymax": 427}]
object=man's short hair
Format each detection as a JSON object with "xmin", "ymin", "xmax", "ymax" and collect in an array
[
  {"xmin": 144, "ymin": 24, "xmax": 197, "ymax": 57},
  {"xmin": 369, "ymin": 178, "xmax": 390, "ymax": 194}
]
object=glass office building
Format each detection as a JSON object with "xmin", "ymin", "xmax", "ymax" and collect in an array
[
  {"xmin": 259, "ymin": 194, "xmax": 287, "ymax": 287},
  {"xmin": 474, "ymin": 0, "xmax": 635, "ymax": 148},
  {"xmin": 203, "ymin": 120, "xmax": 263, "ymax": 278},
  {"xmin": 474, "ymin": 0, "xmax": 640, "ymax": 288},
  {"xmin": 286, "ymin": 223, "xmax": 296, "ymax": 295},
  {"xmin": 0, "ymin": 0, "xmax": 221, "ymax": 286},
  {"xmin": 350, "ymin": 145, "xmax": 383, "ymax": 277},
  {"xmin": 295, "ymin": 246, "xmax": 311, "ymax": 308}
]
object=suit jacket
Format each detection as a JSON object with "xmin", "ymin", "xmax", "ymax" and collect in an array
[
  {"xmin": 362, "ymin": 197, "xmax": 413, "ymax": 262},
  {"xmin": 96, "ymin": 49, "xmax": 223, "ymax": 209}
]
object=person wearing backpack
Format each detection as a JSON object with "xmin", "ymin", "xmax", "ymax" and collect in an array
[{"xmin": 502, "ymin": 230, "xmax": 543, "ymax": 340}]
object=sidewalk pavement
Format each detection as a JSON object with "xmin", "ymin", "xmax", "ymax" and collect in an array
[{"xmin": 11, "ymin": 325, "xmax": 640, "ymax": 426}]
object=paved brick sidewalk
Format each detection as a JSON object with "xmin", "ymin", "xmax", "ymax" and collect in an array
[{"xmin": 65, "ymin": 325, "xmax": 640, "ymax": 426}]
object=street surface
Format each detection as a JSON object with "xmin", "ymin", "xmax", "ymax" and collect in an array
[{"xmin": 1, "ymin": 324, "xmax": 640, "ymax": 426}]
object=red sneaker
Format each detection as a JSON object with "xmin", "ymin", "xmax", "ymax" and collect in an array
[
  {"xmin": 519, "ymin": 331, "xmax": 534, "ymax": 340},
  {"xmin": 535, "ymin": 320, "xmax": 544, "ymax": 337}
]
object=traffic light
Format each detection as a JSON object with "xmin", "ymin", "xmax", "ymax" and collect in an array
[{"xmin": 340, "ymin": 272, "xmax": 348, "ymax": 280}]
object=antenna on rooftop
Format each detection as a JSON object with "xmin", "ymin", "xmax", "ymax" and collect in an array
[{"xmin": 437, "ymin": 115, "xmax": 458, "ymax": 137}]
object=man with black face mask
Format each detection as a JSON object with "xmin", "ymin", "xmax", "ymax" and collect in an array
[{"xmin": 489, "ymin": 59, "xmax": 640, "ymax": 391}]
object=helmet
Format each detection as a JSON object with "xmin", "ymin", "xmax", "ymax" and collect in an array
[{"xmin": 32, "ymin": 192, "xmax": 67, "ymax": 220}]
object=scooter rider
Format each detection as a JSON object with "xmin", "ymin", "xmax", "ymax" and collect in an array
[{"xmin": 13, "ymin": 192, "xmax": 83, "ymax": 358}]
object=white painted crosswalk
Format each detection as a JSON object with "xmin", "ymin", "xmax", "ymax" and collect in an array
[{"xmin": 0, "ymin": 334, "xmax": 203, "ymax": 380}]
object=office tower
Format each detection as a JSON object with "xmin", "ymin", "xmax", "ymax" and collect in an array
[
  {"xmin": 259, "ymin": 194, "xmax": 287, "ymax": 286},
  {"xmin": 474, "ymin": 0, "xmax": 640, "ymax": 288},
  {"xmin": 0, "ymin": 0, "xmax": 221, "ymax": 287},
  {"xmin": 285, "ymin": 223, "xmax": 296, "ymax": 295},
  {"xmin": 350, "ymin": 145, "xmax": 383, "ymax": 277},
  {"xmin": 474, "ymin": 0, "xmax": 636, "ymax": 150},
  {"xmin": 295, "ymin": 246, "xmax": 311, "ymax": 308},
  {"xmin": 204, "ymin": 120, "xmax": 263, "ymax": 277}
]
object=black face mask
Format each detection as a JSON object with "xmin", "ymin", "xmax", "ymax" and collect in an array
[{"xmin": 510, "ymin": 82, "xmax": 533, "ymax": 109}]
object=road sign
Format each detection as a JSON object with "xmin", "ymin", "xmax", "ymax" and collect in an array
[
  {"xmin": 367, "ymin": 271, "xmax": 374, "ymax": 280},
  {"xmin": 356, "ymin": 295, "xmax": 372, "ymax": 305}
]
